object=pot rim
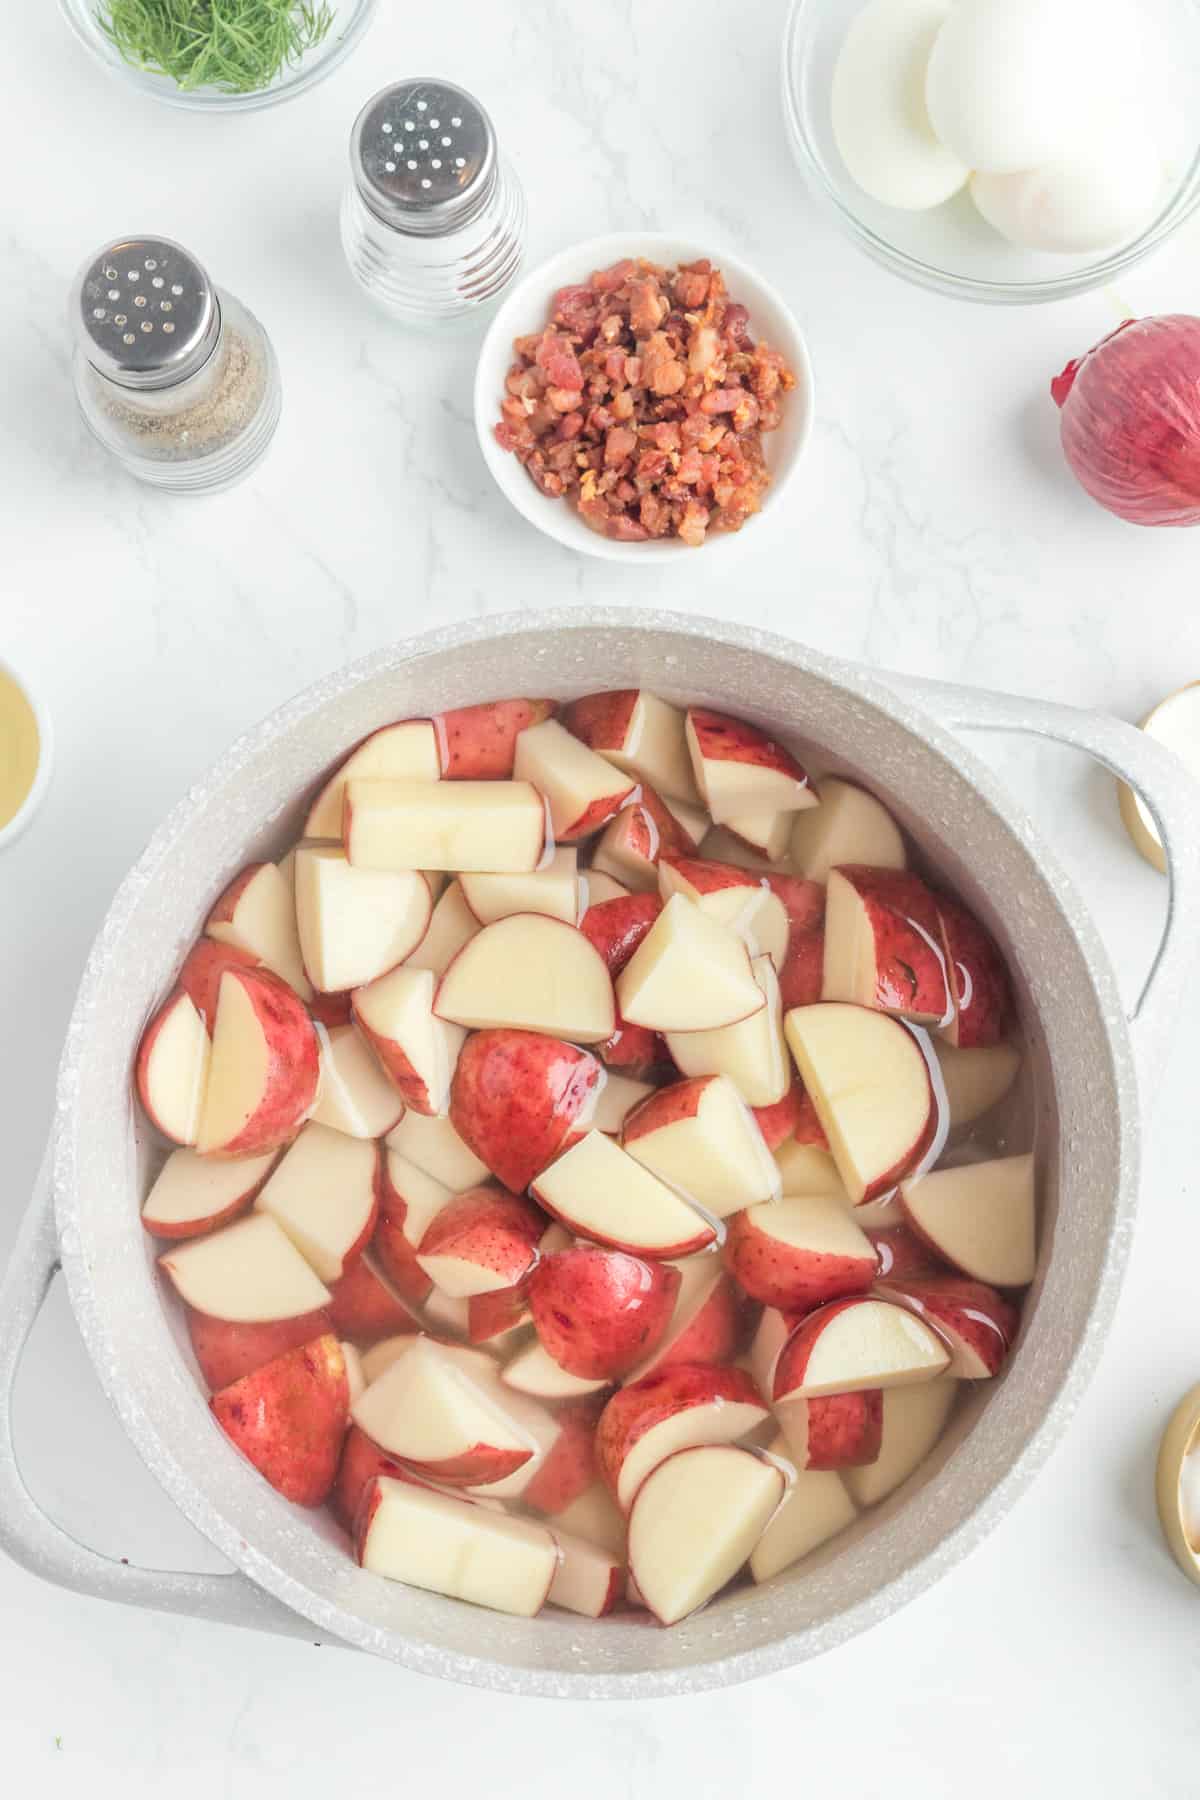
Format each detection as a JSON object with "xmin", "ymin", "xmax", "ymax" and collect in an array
[{"xmin": 50, "ymin": 608, "xmax": 1138, "ymax": 1698}]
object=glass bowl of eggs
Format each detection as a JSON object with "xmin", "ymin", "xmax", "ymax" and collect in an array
[{"xmin": 783, "ymin": 0, "xmax": 1200, "ymax": 303}]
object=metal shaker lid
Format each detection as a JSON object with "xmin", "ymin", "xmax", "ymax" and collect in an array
[
  {"xmin": 350, "ymin": 79, "xmax": 496, "ymax": 236},
  {"xmin": 72, "ymin": 237, "xmax": 220, "ymax": 391}
]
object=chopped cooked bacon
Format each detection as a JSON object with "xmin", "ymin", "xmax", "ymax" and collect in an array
[{"xmin": 494, "ymin": 256, "xmax": 795, "ymax": 546}]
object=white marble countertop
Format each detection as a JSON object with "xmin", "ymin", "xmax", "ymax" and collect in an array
[{"xmin": 5, "ymin": 0, "xmax": 1200, "ymax": 1790}]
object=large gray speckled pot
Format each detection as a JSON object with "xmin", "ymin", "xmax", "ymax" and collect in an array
[{"xmin": 2, "ymin": 610, "xmax": 1198, "ymax": 1699}]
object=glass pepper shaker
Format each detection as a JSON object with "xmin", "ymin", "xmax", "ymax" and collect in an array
[
  {"xmin": 341, "ymin": 78, "xmax": 526, "ymax": 327},
  {"xmin": 70, "ymin": 236, "xmax": 281, "ymax": 494}
]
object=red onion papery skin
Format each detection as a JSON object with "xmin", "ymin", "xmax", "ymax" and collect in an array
[{"xmin": 1052, "ymin": 315, "xmax": 1200, "ymax": 527}]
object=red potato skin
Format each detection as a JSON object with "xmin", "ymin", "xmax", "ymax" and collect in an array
[
  {"xmin": 622, "ymin": 787, "xmax": 693, "ymax": 864},
  {"xmin": 187, "ymin": 1306, "xmax": 334, "ymax": 1393},
  {"xmin": 598, "ymin": 1019, "xmax": 670, "ymax": 1078},
  {"xmin": 350, "ymin": 996, "xmax": 437, "ymax": 1114},
  {"xmin": 327, "ymin": 1254, "xmax": 420, "ymax": 1344},
  {"xmin": 309, "ymin": 990, "xmax": 354, "ymax": 1030},
  {"xmin": 436, "ymin": 699, "xmax": 557, "ymax": 779},
  {"xmin": 935, "ymin": 896, "xmax": 1012, "ymax": 1049},
  {"xmin": 372, "ymin": 1156, "xmax": 435, "ymax": 1304},
  {"xmin": 830, "ymin": 866, "xmax": 950, "ymax": 1023},
  {"xmin": 177, "ymin": 939, "xmax": 260, "ymax": 1031},
  {"xmin": 523, "ymin": 1397, "xmax": 605, "ymax": 1514},
  {"xmin": 579, "ymin": 894, "xmax": 663, "ymax": 973},
  {"xmin": 562, "ymin": 690, "xmax": 639, "ymax": 754},
  {"xmin": 722, "ymin": 1208, "xmax": 877, "ymax": 1311},
  {"xmin": 778, "ymin": 926, "xmax": 825, "ymax": 1010},
  {"xmin": 638, "ymin": 1272, "xmax": 742, "ymax": 1376},
  {"xmin": 764, "ymin": 873, "xmax": 825, "ymax": 933},
  {"xmin": 530, "ymin": 1249, "xmax": 681, "ymax": 1379},
  {"xmin": 210, "ymin": 1334, "xmax": 348, "ymax": 1507},
  {"xmin": 332, "ymin": 1425, "xmax": 409, "ymax": 1530},
  {"xmin": 595, "ymin": 1364, "xmax": 766, "ymax": 1504},
  {"xmin": 867, "ymin": 1222, "xmax": 938, "ymax": 1282},
  {"xmin": 877, "ymin": 1276, "xmax": 1018, "ymax": 1378},
  {"xmin": 688, "ymin": 708, "xmax": 811, "ymax": 786},
  {"xmin": 752, "ymin": 1083, "xmax": 804, "ymax": 1152},
  {"xmin": 658, "ymin": 854, "xmax": 762, "ymax": 899},
  {"xmin": 417, "ymin": 1186, "xmax": 547, "ymax": 1288},
  {"xmin": 578, "ymin": 902, "xmax": 670, "ymax": 1078},
  {"xmin": 206, "ymin": 968, "xmax": 322, "ymax": 1159},
  {"xmin": 621, "ymin": 1074, "xmax": 712, "ymax": 1144},
  {"xmin": 450, "ymin": 1030, "xmax": 603, "ymax": 1194},
  {"xmin": 467, "ymin": 1282, "xmax": 532, "ymax": 1343},
  {"xmin": 400, "ymin": 1441, "xmax": 533, "ymax": 1487},
  {"xmin": 775, "ymin": 1389, "xmax": 883, "ymax": 1470},
  {"xmin": 557, "ymin": 783, "xmax": 637, "ymax": 845},
  {"xmin": 792, "ymin": 1088, "xmax": 830, "ymax": 1149}
]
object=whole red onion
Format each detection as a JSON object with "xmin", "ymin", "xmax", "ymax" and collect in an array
[{"xmin": 1052, "ymin": 315, "xmax": 1200, "ymax": 527}]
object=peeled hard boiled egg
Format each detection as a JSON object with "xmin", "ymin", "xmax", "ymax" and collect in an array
[
  {"xmin": 970, "ymin": 133, "xmax": 1164, "ymax": 253},
  {"xmin": 925, "ymin": 0, "xmax": 1137, "ymax": 174},
  {"xmin": 832, "ymin": 0, "xmax": 969, "ymax": 210}
]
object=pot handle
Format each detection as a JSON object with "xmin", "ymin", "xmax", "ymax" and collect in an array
[
  {"xmin": 886, "ymin": 675, "xmax": 1200, "ymax": 1099},
  {"xmin": 0, "ymin": 1144, "xmax": 324, "ymax": 1643}
]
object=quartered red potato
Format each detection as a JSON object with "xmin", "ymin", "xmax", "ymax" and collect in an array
[{"xmin": 134, "ymin": 690, "xmax": 1034, "ymax": 1626}]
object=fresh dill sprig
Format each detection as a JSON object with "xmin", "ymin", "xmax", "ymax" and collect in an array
[{"xmin": 97, "ymin": 0, "xmax": 336, "ymax": 95}]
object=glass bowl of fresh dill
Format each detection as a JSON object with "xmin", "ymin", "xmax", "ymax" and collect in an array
[{"xmin": 61, "ymin": 0, "xmax": 378, "ymax": 110}]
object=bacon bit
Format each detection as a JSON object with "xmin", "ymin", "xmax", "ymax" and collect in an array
[
  {"xmin": 494, "ymin": 256, "xmax": 795, "ymax": 546},
  {"xmin": 605, "ymin": 425, "xmax": 638, "ymax": 468}
]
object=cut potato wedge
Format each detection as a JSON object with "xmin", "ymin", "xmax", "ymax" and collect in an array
[
  {"xmin": 622, "ymin": 1074, "xmax": 780, "ymax": 1218},
  {"xmin": 135, "ymin": 990, "xmax": 211, "ymax": 1147},
  {"xmin": 784, "ymin": 1004, "xmax": 936, "ymax": 1204},
  {"xmin": 254, "ymin": 1122, "xmax": 378, "ymax": 1283},
  {"xmin": 345, "ymin": 778, "xmax": 546, "ymax": 874},
  {"xmin": 666, "ymin": 953, "xmax": 789, "ymax": 1106},
  {"xmin": 295, "ymin": 847, "xmax": 431, "ymax": 994},
  {"xmin": 435, "ymin": 914, "xmax": 615, "ymax": 1043},
  {"xmin": 773, "ymin": 1295, "xmax": 950, "ymax": 1398},
  {"xmin": 628, "ymin": 1444, "xmax": 786, "ymax": 1625},
  {"xmin": 789, "ymin": 778, "xmax": 905, "ymax": 881},
  {"xmin": 311, "ymin": 1022, "xmax": 405, "ymax": 1139},
  {"xmin": 160, "ymin": 1213, "xmax": 331, "ymax": 1324},
  {"xmin": 357, "ymin": 1476, "xmax": 558, "ymax": 1616},
  {"xmin": 352, "ymin": 1337, "xmax": 536, "ymax": 1485},
  {"xmin": 533, "ymin": 1130, "xmax": 716, "ymax": 1257},
  {"xmin": 142, "ymin": 1146, "xmax": 278, "ymax": 1239},
  {"xmin": 353, "ymin": 965, "xmax": 465, "ymax": 1116},
  {"xmin": 900, "ymin": 1152, "xmax": 1035, "ymax": 1287},
  {"xmin": 616, "ymin": 894, "xmax": 765, "ymax": 1033},
  {"xmin": 195, "ymin": 968, "xmax": 320, "ymax": 1159},
  {"xmin": 513, "ymin": 717, "xmax": 635, "ymax": 842},
  {"xmin": 207, "ymin": 860, "xmax": 312, "ymax": 1001}
]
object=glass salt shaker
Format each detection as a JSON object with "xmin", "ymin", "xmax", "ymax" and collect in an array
[
  {"xmin": 70, "ymin": 236, "xmax": 281, "ymax": 494},
  {"xmin": 341, "ymin": 78, "xmax": 526, "ymax": 327}
]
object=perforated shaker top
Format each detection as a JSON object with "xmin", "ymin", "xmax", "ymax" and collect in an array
[
  {"xmin": 72, "ymin": 237, "xmax": 220, "ymax": 390},
  {"xmin": 350, "ymin": 79, "xmax": 497, "ymax": 235}
]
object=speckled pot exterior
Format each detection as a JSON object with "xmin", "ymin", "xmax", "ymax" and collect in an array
[{"xmin": 7, "ymin": 611, "xmax": 1200, "ymax": 1699}]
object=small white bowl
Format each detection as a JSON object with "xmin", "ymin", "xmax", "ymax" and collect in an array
[
  {"xmin": 0, "ymin": 660, "xmax": 54, "ymax": 851},
  {"xmin": 474, "ymin": 233, "xmax": 814, "ymax": 564}
]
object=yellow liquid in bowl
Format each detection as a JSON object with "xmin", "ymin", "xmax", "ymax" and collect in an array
[{"xmin": 0, "ymin": 670, "xmax": 41, "ymax": 831}]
